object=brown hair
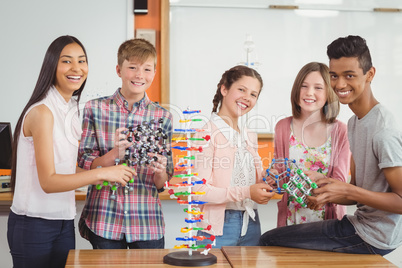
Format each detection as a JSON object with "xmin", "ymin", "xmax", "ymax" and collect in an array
[
  {"xmin": 117, "ymin": 38, "xmax": 156, "ymax": 67},
  {"xmin": 212, "ymin": 65, "xmax": 263, "ymax": 113},
  {"xmin": 290, "ymin": 62, "xmax": 339, "ymax": 124}
]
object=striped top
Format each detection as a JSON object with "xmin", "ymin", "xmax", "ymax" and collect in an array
[{"xmin": 78, "ymin": 89, "xmax": 173, "ymax": 242}]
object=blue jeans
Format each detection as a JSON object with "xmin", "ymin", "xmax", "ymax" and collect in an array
[
  {"xmin": 197, "ymin": 210, "xmax": 261, "ymax": 249},
  {"xmin": 7, "ymin": 211, "xmax": 75, "ymax": 268},
  {"xmin": 87, "ymin": 226, "xmax": 164, "ymax": 249},
  {"xmin": 259, "ymin": 215, "xmax": 394, "ymax": 256}
]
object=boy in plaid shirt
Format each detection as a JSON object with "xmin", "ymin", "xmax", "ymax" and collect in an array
[{"xmin": 78, "ymin": 38, "xmax": 173, "ymax": 249}]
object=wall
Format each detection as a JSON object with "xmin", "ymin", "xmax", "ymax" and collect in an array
[
  {"xmin": 0, "ymin": 0, "xmax": 133, "ymax": 131},
  {"xmin": 136, "ymin": 0, "xmax": 275, "ymax": 164},
  {"xmin": 135, "ymin": 0, "xmax": 162, "ymax": 103},
  {"xmin": 169, "ymin": 0, "xmax": 402, "ymax": 133}
]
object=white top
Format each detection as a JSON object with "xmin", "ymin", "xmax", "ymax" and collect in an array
[
  {"xmin": 11, "ymin": 86, "xmax": 82, "ymax": 220},
  {"xmin": 210, "ymin": 113, "xmax": 257, "ymax": 235}
]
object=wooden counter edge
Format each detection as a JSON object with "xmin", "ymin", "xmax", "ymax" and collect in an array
[
  {"xmin": 0, "ymin": 191, "xmax": 88, "ymax": 202},
  {"xmin": 1, "ymin": 188, "xmax": 283, "ymax": 202},
  {"xmin": 1, "ymin": 173, "xmax": 282, "ymax": 201},
  {"xmin": 173, "ymin": 132, "xmax": 274, "ymax": 140},
  {"xmin": 1, "ymin": 190, "xmax": 281, "ymax": 202}
]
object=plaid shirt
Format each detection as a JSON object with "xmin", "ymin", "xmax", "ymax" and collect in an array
[{"xmin": 78, "ymin": 89, "xmax": 173, "ymax": 242}]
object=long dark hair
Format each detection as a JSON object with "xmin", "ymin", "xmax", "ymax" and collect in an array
[
  {"xmin": 212, "ymin": 65, "xmax": 263, "ymax": 113},
  {"xmin": 10, "ymin": 35, "xmax": 88, "ymax": 192}
]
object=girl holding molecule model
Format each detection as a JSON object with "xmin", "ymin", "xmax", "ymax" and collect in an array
[{"xmin": 272, "ymin": 62, "xmax": 350, "ymax": 227}]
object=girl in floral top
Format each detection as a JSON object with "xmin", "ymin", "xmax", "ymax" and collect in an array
[{"xmin": 271, "ymin": 62, "xmax": 350, "ymax": 227}]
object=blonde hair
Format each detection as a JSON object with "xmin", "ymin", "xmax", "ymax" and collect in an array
[{"xmin": 117, "ymin": 38, "xmax": 156, "ymax": 67}]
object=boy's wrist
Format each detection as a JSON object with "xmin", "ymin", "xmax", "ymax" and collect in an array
[
  {"xmin": 91, "ymin": 149, "xmax": 120, "ymax": 168},
  {"xmin": 109, "ymin": 147, "xmax": 119, "ymax": 160},
  {"xmin": 154, "ymin": 172, "xmax": 168, "ymax": 188},
  {"xmin": 157, "ymin": 186, "xmax": 165, "ymax": 193},
  {"xmin": 104, "ymin": 148, "xmax": 120, "ymax": 165}
]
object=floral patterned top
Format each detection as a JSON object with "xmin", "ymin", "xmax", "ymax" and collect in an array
[{"xmin": 287, "ymin": 132, "xmax": 332, "ymax": 225}]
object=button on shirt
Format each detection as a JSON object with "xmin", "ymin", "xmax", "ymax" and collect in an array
[{"xmin": 78, "ymin": 89, "xmax": 173, "ymax": 242}]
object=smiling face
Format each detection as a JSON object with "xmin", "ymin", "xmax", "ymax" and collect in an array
[
  {"xmin": 54, "ymin": 42, "xmax": 88, "ymax": 100},
  {"xmin": 329, "ymin": 57, "xmax": 374, "ymax": 107},
  {"xmin": 117, "ymin": 56, "xmax": 156, "ymax": 103},
  {"xmin": 299, "ymin": 71, "xmax": 327, "ymax": 117},
  {"xmin": 219, "ymin": 75, "xmax": 261, "ymax": 120}
]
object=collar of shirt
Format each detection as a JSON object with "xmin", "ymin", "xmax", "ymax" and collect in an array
[
  {"xmin": 210, "ymin": 112, "xmax": 249, "ymax": 148},
  {"xmin": 49, "ymin": 85, "xmax": 77, "ymax": 113},
  {"xmin": 113, "ymin": 88, "xmax": 151, "ymax": 112}
]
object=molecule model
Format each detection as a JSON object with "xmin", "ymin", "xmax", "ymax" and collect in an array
[
  {"xmin": 125, "ymin": 118, "xmax": 171, "ymax": 165},
  {"xmin": 263, "ymin": 158, "xmax": 318, "ymax": 207},
  {"xmin": 95, "ymin": 119, "xmax": 171, "ymax": 199},
  {"xmin": 282, "ymin": 169, "xmax": 318, "ymax": 208},
  {"xmin": 163, "ymin": 109, "xmax": 217, "ymax": 266}
]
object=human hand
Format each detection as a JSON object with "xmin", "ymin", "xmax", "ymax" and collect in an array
[
  {"xmin": 306, "ymin": 197, "xmax": 325, "ymax": 211},
  {"xmin": 307, "ymin": 177, "xmax": 348, "ymax": 209},
  {"xmin": 269, "ymin": 168, "xmax": 279, "ymax": 176},
  {"xmin": 250, "ymin": 183, "xmax": 275, "ymax": 204},
  {"xmin": 95, "ymin": 164, "xmax": 136, "ymax": 187},
  {"xmin": 148, "ymin": 153, "xmax": 169, "ymax": 188},
  {"xmin": 148, "ymin": 153, "xmax": 167, "ymax": 176},
  {"xmin": 304, "ymin": 170, "xmax": 325, "ymax": 182},
  {"xmin": 114, "ymin": 127, "xmax": 132, "ymax": 160},
  {"xmin": 263, "ymin": 168, "xmax": 278, "ymax": 187}
]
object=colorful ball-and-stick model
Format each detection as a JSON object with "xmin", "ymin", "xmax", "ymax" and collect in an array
[
  {"xmin": 163, "ymin": 109, "xmax": 217, "ymax": 267},
  {"xmin": 263, "ymin": 158, "xmax": 318, "ymax": 208},
  {"xmin": 95, "ymin": 159, "xmax": 132, "ymax": 200},
  {"xmin": 95, "ymin": 119, "xmax": 171, "ymax": 199}
]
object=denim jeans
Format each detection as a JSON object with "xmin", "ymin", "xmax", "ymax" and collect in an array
[
  {"xmin": 7, "ymin": 210, "xmax": 75, "ymax": 268},
  {"xmin": 197, "ymin": 209, "xmax": 261, "ymax": 249},
  {"xmin": 259, "ymin": 215, "xmax": 394, "ymax": 256},
  {"xmin": 87, "ymin": 227, "xmax": 164, "ymax": 249}
]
